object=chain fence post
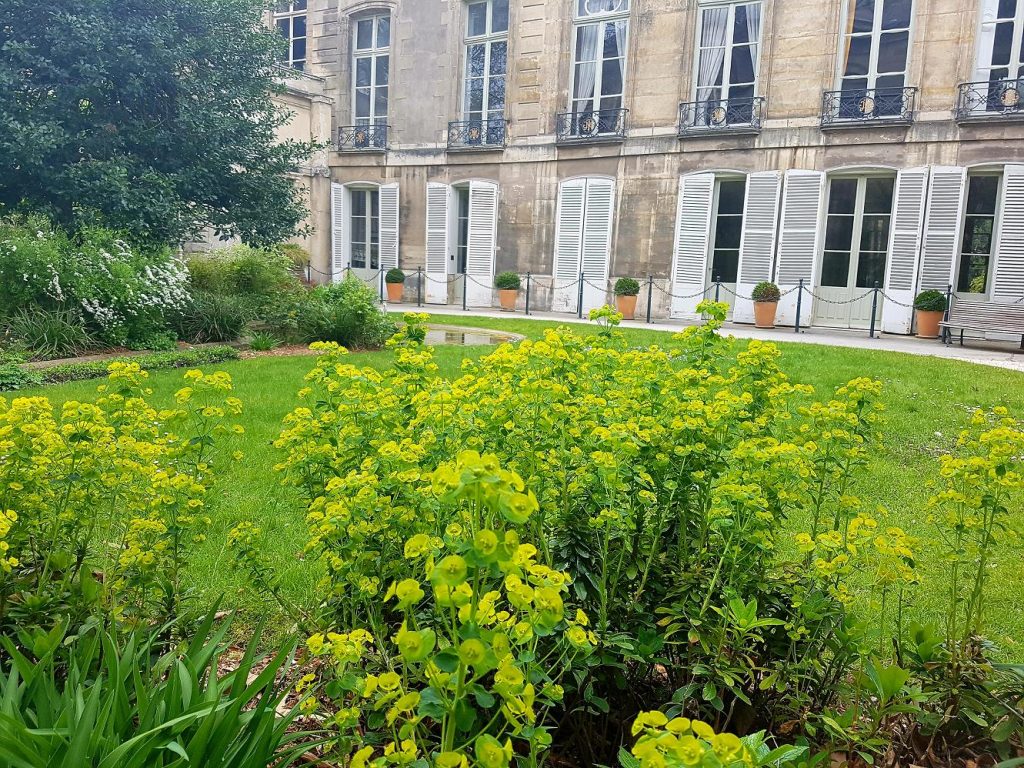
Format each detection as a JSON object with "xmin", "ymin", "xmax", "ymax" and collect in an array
[
  {"xmin": 577, "ymin": 272, "xmax": 585, "ymax": 319},
  {"xmin": 462, "ymin": 274, "xmax": 467, "ymax": 312},
  {"xmin": 869, "ymin": 281, "xmax": 879, "ymax": 339},
  {"xmin": 794, "ymin": 279, "xmax": 804, "ymax": 334},
  {"xmin": 525, "ymin": 272, "xmax": 532, "ymax": 316},
  {"xmin": 305, "ymin": 264, "xmax": 312, "ymax": 284},
  {"xmin": 646, "ymin": 274, "xmax": 654, "ymax": 324},
  {"xmin": 416, "ymin": 267, "xmax": 422, "ymax": 307},
  {"xmin": 943, "ymin": 283, "xmax": 953, "ymax": 344},
  {"xmin": 379, "ymin": 269, "xmax": 385, "ymax": 301},
  {"xmin": 715, "ymin": 275, "xmax": 721, "ymax": 303}
]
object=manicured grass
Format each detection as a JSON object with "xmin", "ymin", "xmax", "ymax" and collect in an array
[{"xmin": 16, "ymin": 316, "xmax": 1024, "ymax": 654}]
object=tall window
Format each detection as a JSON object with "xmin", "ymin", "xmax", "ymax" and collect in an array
[
  {"xmin": 571, "ymin": 0, "xmax": 629, "ymax": 132},
  {"xmin": 838, "ymin": 0, "xmax": 912, "ymax": 112},
  {"xmin": 957, "ymin": 175, "xmax": 1000, "ymax": 294},
  {"xmin": 694, "ymin": 2, "xmax": 762, "ymax": 123},
  {"xmin": 821, "ymin": 177, "xmax": 895, "ymax": 291},
  {"xmin": 353, "ymin": 14, "xmax": 390, "ymax": 129},
  {"xmin": 463, "ymin": 0, "xmax": 508, "ymax": 143},
  {"xmin": 709, "ymin": 179, "xmax": 745, "ymax": 284},
  {"xmin": 975, "ymin": 0, "xmax": 1024, "ymax": 83},
  {"xmin": 274, "ymin": 1, "xmax": 307, "ymax": 71},
  {"xmin": 350, "ymin": 189, "xmax": 380, "ymax": 271}
]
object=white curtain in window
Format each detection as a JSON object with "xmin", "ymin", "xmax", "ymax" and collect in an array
[
  {"xmin": 975, "ymin": 0, "xmax": 1000, "ymax": 80},
  {"xmin": 697, "ymin": 7, "xmax": 729, "ymax": 101},
  {"xmin": 613, "ymin": 20, "xmax": 627, "ymax": 96},
  {"xmin": 745, "ymin": 3, "xmax": 762, "ymax": 70},
  {"xmin": 574, "ymin": 24, "xmax": 599, "ymax": 108}
]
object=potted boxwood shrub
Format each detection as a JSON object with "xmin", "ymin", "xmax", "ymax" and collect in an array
[
  {"xmin": 385, "ymin": 268, "xmax": 406, "ymax": 303},
  {"xmin": 613, "ymin": 277, "xmax": 641, "ymax": 320},
  {"xmin": 914, "ymin": 289, "xmax": 948, "ymax": 339},
  {"xmin": 494, "ymin": 271, "xmax": 521, "ymax": 311},
  {"xmin": 751, "ymin": 281, "xmax": 781, "ymax": 328}
]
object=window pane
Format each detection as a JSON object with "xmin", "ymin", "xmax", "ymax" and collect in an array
[
  {"xmin": 733, "ymin": 5, "xmax": 751, "ymax": 44},
  {"xmin": 493, "ymin": 0, "xmax": 510, "ymax": 32},
  {"xmin": 604, "ymin": 20, "xmax": 626, "ymax": 58},
  {"xmin": 467, "ymin": 43, "xmax": 486, "ymax": 77},
  {"xmin": 376, "ymin": 16, "xmax": 390, "ymax": 47},
  {"xmin": 966, "ymin": 175, "xmax": 1000, "ymax": 214},
  {"xmin": 875, "ymin": 72, "xmax": 906, "ymax": 91},
  {"xmin": 730, "ymin": 45, "xmax": 755, "ymax": 84},
  {"xmin": 864, "ymin": 177, "xmax": 895, "ymax": 213},
  {"xmin": 701, "ymin": 7, "xmax": 729, "ymax": 47},
  {"xmin": 573, "ymin": 61, "xmax": 597, "ymax": 101},
  {"xmin": 374, "ymin": 85, "xmax": 388, "ymax": 116},
  {"xmin": 718, "ymin": 181, "xmax": 746, "ymax": 215},
  {"xmin": 855, "ymin": 252, "xmax": 886, "ymax": 288},
  {"xmin": 371, "ymin": 192, "xmax": 379, "ymax": 216},
  {"xmin": 356, "ymin": 57, "xmax": 372, "ymax": 87},
  {"xmin": 489, "ymin": 76, "xmax": 506, "ymax": 108},
  {"xmin": 356, "ymin": 19, "xmax": 373, "ymax": 49},
  {"xmin": 881, "ymin": 0, "xmax": 911, "ymax": 29},
  {"xmin": 370, "ymin": 244, "xmax": 379, "ymax": 270},
  {"xmin": 601, "ymin": 58, "xmax": 623, "ymax": 96},
  {"xmin": 352, "ymin": 192, "xmax": 366, "ymax": 216},
  {"xmin": 851, "ymin": 0, "xmax": 876, "ymax": 34},
  {"xmin": 843, "ymin": 35, "xmax": 872, "ymax": 77},
  {"xmin": 728, "ymin": 83, "xmax": 756, "ymax": 103},
  {"xmin": 821, "ymin": 252, "xmax": 851, "ymax": 286},
  {"xmin": 294, "ymin": 0, "xmax": 306, "ymax": 10},
  {"xmin": 467, "ymin": 78, "xmax": 484, "ymax": 111},
  {"xmin": 876, "ymin": 30, "xmax": 909, "ymax": 73},
  {"xmin": 958, "ymin": 253, "xmax": 991, "ymax": 293},
  {"xmin": 468, "ymin": 2, "xmax": 487, "ymax": 35},
  {"xmin": 277, "ymin": 18, "xmax": 290, "ymax": 39},
  {"xmin": 828, "ymin": 179, "xmax": 858, "ymax": 214},
  {"xmin": 993, "ymin": 21, "xmax": 1014, "ymax": 66},
  {"xmin": 293, "ymin": 38, "xmax": 306, "ymax": 62},
  {"xmin": 351, "ymin": 245, "xmax": 366, "ymax": 269},
  {"xmin": 294, "ymin": 16, "xmax": 306, "ymax": 37},
  {"xmin": 576, "ymin": 23, "xmax": 600, "ymax": 61},
  {"xmin": 698, "ymin": 49, "xmax": 726, "ymax": 87},
  {"xmin": 999, "ymin": 0, "xmax": 1017, "ymax": 17},
  {"xmin": 711, "ymin": 250, "xmax": 740, "ymax": 282},
  {"xmin": 963, "ymin": 216, "xmax": 995, "ymax": 254},
  {"xmin": 490, "ymin": 41, "xmax": 507, "ymax": 75},
  {"xmin": 599, "ymin": 94, "xmax": 623, "ymax": 114},
  {"xmin": 715, "ymin": 216, "xmax": 742, "ymax": 250},
  {"xmin": 825, "ymin": 215, "xmax": 855, "ymax": 250},
  {"xmin": 352, "ymin": 216, "xmax": 366, "ymax": 244},
  {"xmin": 578, "ymin": 0, "xmax": 629, "ymax": 16},
  {"xmin": 860, "ymin": 215, "xmax": 891, "ymax": 252},
  {"xmin": 355, "ymin": 88, "xmax": 371, "ymax": 118},
  {"xmin": 376, "ymin": 55, "xmax": 389, "ymax": 85}
]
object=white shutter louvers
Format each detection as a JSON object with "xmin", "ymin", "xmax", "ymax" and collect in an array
[
  {"xmin": 466, "ymin": 181, "xmax": 499, "ymax": 307},
  {"xmin": 425, "ymin": 183, "xmax": 451, "ymax": 304},
  {"xmin": 991, "ymin": 164, "xmax": 1024, "ymax": 303},
  {"xmin": 670, "ymin": 174, "xmax": 715, "ymax": 319}
]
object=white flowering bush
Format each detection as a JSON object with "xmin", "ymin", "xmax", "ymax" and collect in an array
[{"xmin": 0, "ymin": 216, "xmax": 192, "ymax": 350}]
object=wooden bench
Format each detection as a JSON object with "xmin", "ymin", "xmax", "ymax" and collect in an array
[{"xmin": 939, "ymin": 299, "xmax": 1024, "ymax": 348}]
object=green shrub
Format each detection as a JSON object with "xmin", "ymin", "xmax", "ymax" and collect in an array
[
  {"xmin": 751, "ymin": 281, "xmax": 781, "ymax": 302},
  {"xmin": 614, "ymin": 276, "xmax": 641, "ymax": 296},
  {"xmin": 0, "ymin": 363, "xmax": 41, "ymax": 392},
  {"xmin": 495, "ymin": 271, "xmax": 521, "ymax": 290},
  {"xmin": 187, "ymin": 245, "xmax": 298, "ymax": 298},
  {"xmin": 0, "ymin": 612, "xmax": 310, "ymax": 767},
  {"xmin": 172, "ymin": 292, "xmax": 252, "ymax": 343},
  {"xmin": 277, "ymin": 242, "xmax": 311, "ymax": 269},
  {"xmin": 385, "ymin": 268, "xmax": 406, "ymax": 284},
  {"xmin": 296, "ymin": 277, "xmax": 396, "ymax": 349},
  {"xmin": 6, "ymin": 307, "xmax": 96, "ymax": 360},
  {"xmin": 914, "ymin": 289, "xmax": 948, "ymax": 312},
  {"xmin": 37, "ymin": 347, "xmax": 239, "ymax": 385},
  {"xmin": 248, "ymin": 331, "xmax": 280, "ymax": 352}
]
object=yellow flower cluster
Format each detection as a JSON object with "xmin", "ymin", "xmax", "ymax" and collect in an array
[{"xmin": 630, "ymin": 711, "xmax": 754, "ymax": 768}]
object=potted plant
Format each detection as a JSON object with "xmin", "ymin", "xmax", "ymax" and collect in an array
[
  {"xmin": 913, "ymin": 289, "xmax": 947, "ymax": 339},
  {"xmin": 751, "ymin": 281, "xmax": 781, "ymax": 328},
  {"xmin": 495, "ymin": 271, "xmax": 521, "ymax": 311},
  {"xmin": 385, "ymin": 268, "xmax": 406, "ymax": 303},
  {"xmin": 613, "ymin": 277, "xmax": 641, "ymax": 320}
]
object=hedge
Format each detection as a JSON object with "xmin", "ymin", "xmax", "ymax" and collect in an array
[{"xmin": 21, "ymin": 346, "xmax": 241, "ymax": 388}]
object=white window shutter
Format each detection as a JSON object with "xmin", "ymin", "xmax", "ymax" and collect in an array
[
  {"xmin": 379, "ymin": 183, "xmax": 400, "ymax": 271},
  {"xmin": 881, "ymin": 166, "xmax": 929, "ymax": 334},
  {"xmin": 552, "ymin": 179, "xmax": 587, "ymax": 313},
  {"xmin": 773, "ymin": 170, "xmax": 825, "ymax": 326},
  {"xmin": 330, "ymin": 182, "xmax": 350, "ymax": 283},
  {"xmin": 425, "ymin": 182, "xmax": 450, "ymax": 304},
  {"xmin": 918, "ymin": 167, "xmax": 967, "ymax": 291},
  {"xmin": 733, "ymin": 171, "xmax": 782, "ymax": 324},
  {"xmin": 580, "ymin": 178, "xmax": 615, "ymax": 314},
  {"xmin": 466, "ymin": 180, "xmax": 499, "ymax": 308},
  {"xmin": 991, "ymin": 164, "xmax": 1024, "ymax": 303},
  {"xmin": 670, "ymin": 173, "xmax": 715, "ymax": 319}
]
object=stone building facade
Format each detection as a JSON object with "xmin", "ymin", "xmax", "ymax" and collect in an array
[{"xmin": 274, "ymin": 0, "xmax": 1024, "ymax": 331}]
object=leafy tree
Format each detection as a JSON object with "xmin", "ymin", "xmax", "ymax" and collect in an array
[{"xmin": 0, "ymin": 0, "xmax": 315, "ymax": 246}]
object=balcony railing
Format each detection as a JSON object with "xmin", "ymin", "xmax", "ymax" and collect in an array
[
  {"xmin": 337, "ymin": 124, "xmax": 389, "ymax": 151},
  {"xmin": 447, "ymin": 118, "xmax": 508, "ymax": 149},
  {"xmin": 555, "ymin": 108, "xmax": 628, "ymax": 144},
  {"xmin": 955, "ymin": 79, "xmax": 1024, "ymax": 122},
  {"xmin": 678, "ymin": 96, "xmax": 766, "ymax": 136},
  {"xmin": 820, "ymin": 87, "xmax": 917, "ymax": 128}
]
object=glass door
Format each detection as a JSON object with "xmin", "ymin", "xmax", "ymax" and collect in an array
[
  {"xmin": 706, "ymin": 179, "xmax": 745, "ymax": 316},
  {"xmin": 349, "ymin": 188, "xmax": 380, "ymax": 286}
]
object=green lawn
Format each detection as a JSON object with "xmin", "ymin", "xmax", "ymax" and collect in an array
[{"xmin": 16, "ymin": 315, "xmax": 1024, "ymax": 654}]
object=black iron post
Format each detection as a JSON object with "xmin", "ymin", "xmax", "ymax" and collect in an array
[
  {"xmin": 462, "ymin": 274, "xmax": 468, "ymax": 311},
  {"xmin": 794, "ymin": 279, "xmax": 804, "ymax": 334},
  {"xmin": 379, "ymin": 269, "xmax": 385, "ymax": 301},
  {"xmin": 646, "ymin": 274, "xmax": 654, "ymax": 324},
  {"xmin": 869, "ymin": 281, "xmax": 879, "ymax": 339},
  {"xmin": 525, "ymin": 272, "xmax": 532, "ymax": 316},
  {"xmin": 415, "ymin": 267, "xmax": 422, "ymax": 306},
  {"xmin": 715, "ymin": 275, "xmax": 721, "ymax": 303},
  {"xmin": 305, "ymin": 264, "xmax": 312, "ymax": 283},
  {"xmin": 943, "ymin": 284, "xmax": 953, "ymax": 344},
  {"xmin": 577, "ymin": 272, "xmax": 585, "ymax": 319}
]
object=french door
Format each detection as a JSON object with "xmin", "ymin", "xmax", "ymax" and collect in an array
[
  {"xmin": 814, "ymin": 176, "xmax": 893, "ymax": 329},
  {"xmin": 349, "ymin": 188, "xmax": 380, "ymax": 284},
  {"xmin": 706, "ymin": 179, "xmax": 745, "ymax": 316}
]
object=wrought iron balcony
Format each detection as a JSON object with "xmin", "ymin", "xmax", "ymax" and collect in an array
[
  {"xmin": 337, "ymin": 124, "xmax": 388, "ymax": 151},
  {"xmin": 555, "ymin": 108, "xmax": 628, "ymax": 144},
  {"xmin": 955, "ymin": 79, "xmax": 1024, "ymax": 122},
  {"xmin": 447, "ymin": 118, "xmax": 508, "ymax": 150},
  {"xmin": 678, "ymin": 97, "xmax": 766, "ymax": 136},
  {"xmin": 820, "ymin": 87, "xmax": 917, "ymax": 128}
]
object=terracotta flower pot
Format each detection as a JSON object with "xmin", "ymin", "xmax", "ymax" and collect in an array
[
  {"xmin": 386, "ymin": 282, "xmax": 404, "ymax": 303},
  {"xmin": 915, "ymin": 309, "xmax": 943, "ymax": 339},
  {"xmin": 616, "ymin": 293, "xmax": 638, "ymax": 320},
  {"xmin": 753, "ymin": 301, "xmax": 778, "ymax": 329},
  {"xmin": 499, "ymin": 288, "xmax": 518, "ymax": 311}
]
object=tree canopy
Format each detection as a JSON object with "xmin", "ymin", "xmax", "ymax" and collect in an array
[{"xmin": 0, "ymin": 0, "xmax": 315, "ymax": 246}]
